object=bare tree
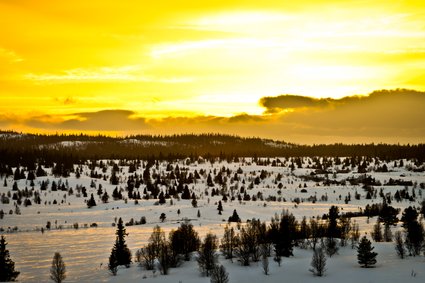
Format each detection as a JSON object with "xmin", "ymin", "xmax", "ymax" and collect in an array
[
  {"xmin": 198, "ymin": 233, "xmax": 218, "ymax": 276},
  {"xmin": 309, "ymin": 248, "xmax": 326, "ymax": 277},
  {"xmin": 383, "ymin": 224, "xmax": 393, "ymax": 242},
  {"xmin": 50, "ymin": 252, "xmax": 66, "ymax": 283},
  {"xmin": 210, "ymin": 265, "xmax": 229, "ymax": 283},
  {"xmin": 394, "ymin": 231, "xmax": 406, "ymax": 259},
  {"xmin": 135, "ymin": 244, "xmax": 156, "ymax": 270},
  {"xmin": 350, "ymin": 221, "xmax": 360, "ymax": 249}
]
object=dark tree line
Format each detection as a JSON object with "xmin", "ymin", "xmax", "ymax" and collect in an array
[{"xmin": 1, "ymin": 132, "xmax": 424, "ymax": 169}]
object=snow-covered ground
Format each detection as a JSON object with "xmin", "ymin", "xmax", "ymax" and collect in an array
[{"xmin": 0, "ymin": 157, "xmax": 424, "ymax": 282}]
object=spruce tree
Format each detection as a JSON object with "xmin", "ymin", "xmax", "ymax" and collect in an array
[
  {"xmin": 0, "ymin": 236, "xmax": 20, "ymax": 282},
  {"xmin": 217, "ymin": 201, "xmax": 223, "ymax": 215},
  {"xmin": 87, "ymin": 193, "xmax": 96, "ymax": 208},
  {"xmin": 357, "ymin": 236, "xmax": 377, "ymax": 268},
  {"xmin": 110, "ymin": 218, "xmax": 132, "ymax": 268},
  {"xmin": 108, "ymin": 250, "xmax": 118, "ymax": 275}
]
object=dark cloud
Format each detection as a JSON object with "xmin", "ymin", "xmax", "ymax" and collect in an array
[
  {"xmin": 259, "ymin": 95, "xmax": 332, "ymax": 113},
  {"xmin": 27, "ymin": 110, "xmax": 149, "ymax": 131},
  {"xmin": 2, "ymin": 89, "xmax": 425, "ymax": 144},
  {"xmin": 258, "ymin": 89, "xmax": 425, "ymax": 142}
]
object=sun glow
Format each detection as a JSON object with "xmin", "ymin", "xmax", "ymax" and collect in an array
[{"xmin": 1, "ymin": 0, "xmax": 425, "ymax": 140}]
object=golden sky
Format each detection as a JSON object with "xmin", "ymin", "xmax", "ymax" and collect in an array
[{"xmin": 1, "ymin": 0, "xmax": 425, "ymax": 143}]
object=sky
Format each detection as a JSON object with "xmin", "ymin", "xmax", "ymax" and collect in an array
[{"xmin": 1, "ymin": 0, "xmax": 425, "ymax": 144}]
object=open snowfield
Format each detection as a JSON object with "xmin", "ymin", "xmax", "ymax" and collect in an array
[{"xmin": 1, "ymin": 157, "xmax": 424, "ymax": 282}]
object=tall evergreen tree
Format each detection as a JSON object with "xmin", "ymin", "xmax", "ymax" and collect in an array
[
  {"xmin": 0, "ymin": 236, "xmax": 20, "ymax": 282},
  {"xmin": 110, "ymin": 218, "xmax": 132, "ymax": 268},
  {"xmin": 357, "ymin": 236, "xmax": 377, "ymax": 268},
  {"xmin": 327, "ymin": 205, "xmax": 340, "ymax": 238}
]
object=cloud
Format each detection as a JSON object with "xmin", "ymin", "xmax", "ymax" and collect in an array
[
  {"xmin": 24, "ymin": 65, "xmax": 192, "ymax": 84},
  {"xmin": 0, "ymin": 48, "xmax": 23, "ymax": 63},
  {"xmin": 1, "ymin": 89, "xmax": 424, "ymax": 144},
  {"xmin": 259, "ymin": 95, "xmax": 333, "ymax": 113},
  {"xmin": 257, "ymin": 89, "xmax": 425, "ymax": 141},
  {"xmin": 26, "ymin": 110, "xmax": 149, "ymax": 132}
]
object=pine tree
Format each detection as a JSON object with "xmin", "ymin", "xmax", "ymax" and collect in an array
[
  {"xmin": 87, "ymin": 193, "xmax": 96, "ymax": 208},
  {"xmin": 217, "ymin": 201, "xmax": 223, "ymax": 215},
  {"xmin": 108, "ymin": 250, "xmax": 118, "ymax": 275},
  {"xmin": 160, "ymin": 213, "xmax": 166, "ymax": 222},
  {"xmin": 0, "ymin": 236, "xmax": 20, "ymax": 281},
  {"xmin": 50, "ymin": 252, "xmax": 66, "ymax": 283},
  {"xmin": 101, "ymin": 191, "xmax": 109, "ymax": 203},
  {"xmin": 228, "ymin": 209, "xmax": 241, "ymax": 222},
  {"xmin": 357, "ymin": 236, "xmax": 377, "ymax": 268},
  {"xmin": 110, "ymin": 218, "xmax": 132, "ymax": 269}
]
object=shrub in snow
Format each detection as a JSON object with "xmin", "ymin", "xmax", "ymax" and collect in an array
[{"xmin": 309, "ymin": 248, "xmax": 326, "ymax": 276}]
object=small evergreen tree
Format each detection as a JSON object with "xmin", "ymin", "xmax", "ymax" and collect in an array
[
  {"xmin": 217, "ymin": 201, "xmax": 223, "ymax": 215},
  {"xmin": 228, "ymin": 209, "xmax": 241, "ymax": 222},
  {"xmin": 101, "ymin": 191, "xmax": 109, "ymax": 203},
  {"xmin": 87, "ymin": 193, "xmax": 96, "ymax": 208},
  {"xmin": 357, "ymin": 236, "xmax": 377, "ymax": 268},
  {"xmin": 50, "ymin": 252, "xmax": 66, "ymax": 283},
  {"xmin": 160, "ymin": 213, "xmax": 166, "ymax": 222},
  {"xmin": 0, "ymin": 236, "xmax": 20, "ymax": 281}
]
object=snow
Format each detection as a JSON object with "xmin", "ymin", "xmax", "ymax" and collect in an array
[{"xmin": 0, "ymin": 158, "xmax": 424, "ymax": 282}]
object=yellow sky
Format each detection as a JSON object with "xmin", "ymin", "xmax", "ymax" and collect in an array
[{"xmin": 1, "ymin": 0, "xmax": 425, "ymax": 142}]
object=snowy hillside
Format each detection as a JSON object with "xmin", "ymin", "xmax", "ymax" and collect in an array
[{"xmin": 0, "ymin": 156, "xmax": 424, "ymax": 282}]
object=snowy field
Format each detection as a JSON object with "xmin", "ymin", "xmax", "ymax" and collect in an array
[{"xmin": 1, "ymin": 157, "xmax": 424, "ymax": 282}]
